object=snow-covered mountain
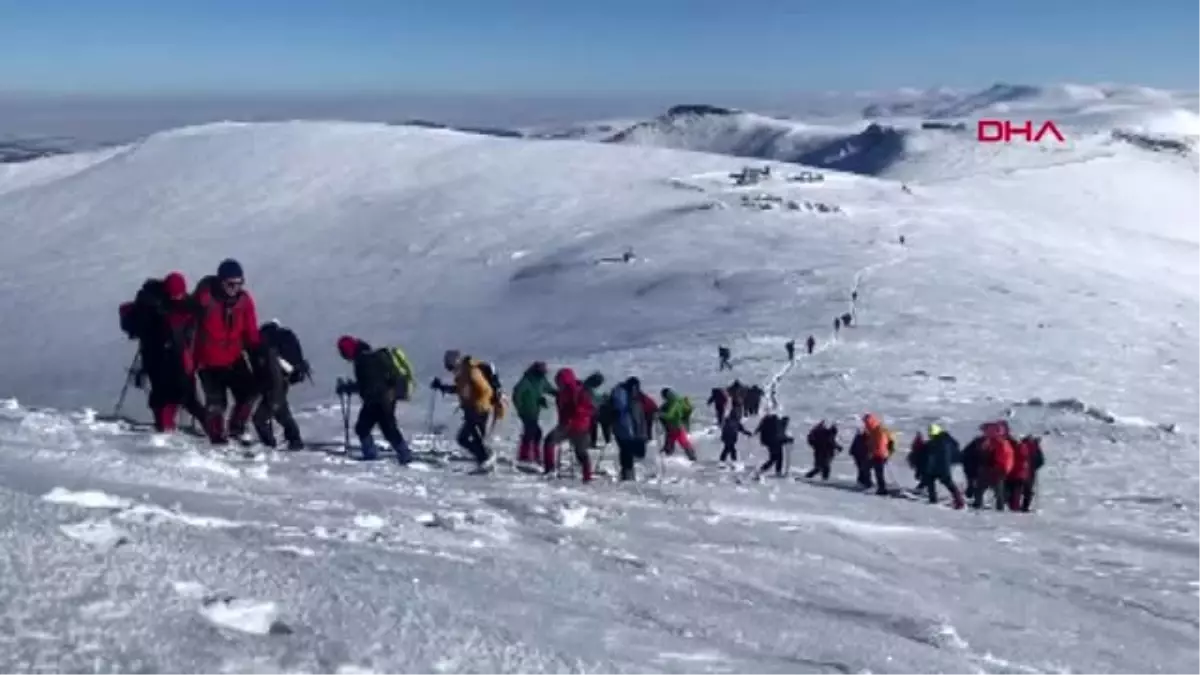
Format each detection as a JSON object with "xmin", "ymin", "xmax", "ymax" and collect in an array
[
  {"xmin": 0, "ymin": 115, "xmax": 1196, "ymax": 673},
  {"xmin": 586, "ymin": 83, "xmax": 1200, "ymax": 179}
]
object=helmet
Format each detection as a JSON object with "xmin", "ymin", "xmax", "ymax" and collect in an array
[{"xmin": 928, "ymin": 423, "xmax": 943, "ymax": 437}]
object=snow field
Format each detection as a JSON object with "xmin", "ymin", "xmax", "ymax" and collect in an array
[{"xmin": 0, "ymin": 108, "xmax": 1195, "ymax": 672}]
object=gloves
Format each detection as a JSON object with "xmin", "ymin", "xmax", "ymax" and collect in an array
[
  {"xmin": 335, "ymin": 378, "xmax": 357, "ymax": 396},
  {"xmin": 430, "ymin": 377, "xmax": 446, "ymax": 393}
]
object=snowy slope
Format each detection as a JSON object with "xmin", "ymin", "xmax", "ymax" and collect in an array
[
  {"xmin": 603, "ymin": 104, "xmax": 859, "ymax": 166},
  {"xmin": 0, "ymin": 120, "xmax": 1196, "ymax": 673}
]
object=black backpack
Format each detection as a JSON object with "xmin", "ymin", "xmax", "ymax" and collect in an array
[
  {"xmin": 120, "ymin": 278, "xmax": 167, "ymax": 339},
  {"xmin": 262, "ymin": 323, "xmax": 310, "ymax": 384}
]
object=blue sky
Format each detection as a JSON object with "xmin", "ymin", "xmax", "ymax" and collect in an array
[{"xmin": 0, "ymin": 0, "xmax": 1195, "ymax": 95}]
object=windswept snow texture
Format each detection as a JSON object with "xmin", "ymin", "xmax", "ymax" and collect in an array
[{"xmin": 0, "ymin": 109, "xmax": 1197, "ymax": 673}]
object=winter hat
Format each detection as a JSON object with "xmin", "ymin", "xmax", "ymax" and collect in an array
[
  {"xmin": 163, "ymin": 271, "xmax": 187, "ymax": 299},
  {"xmin": 336, "ymin": 336, "xmax": 359, "ymax": 360},
  {"xmin": 217, "ymin": 258, "xmax": 244, "ymax": 281},
  {"xmin": 555, "ymin": 367, "xmax": 578, "ymax": 387},
  {"xmin": 928, "ymin": 423, "xmax": 943, "ymax": 437},
  {"xmin": 624, "ymin": 376, "xmax": 640, "ymax": 390},
  {"xmin": 442, "ymin": 349, "xmax": 461, "ymax": 371}
]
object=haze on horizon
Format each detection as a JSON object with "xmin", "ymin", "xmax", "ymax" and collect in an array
[{"xmin": 0, "ymin": 0, "xmax": 1195, "ymax": 143}]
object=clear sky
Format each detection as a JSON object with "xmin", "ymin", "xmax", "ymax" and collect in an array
[{"xmin": 0, "ymin": 0, "xmax": 1196, "ymax": 96}]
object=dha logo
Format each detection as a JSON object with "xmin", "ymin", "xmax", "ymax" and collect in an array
[{"xmin": 977, "ymin": 120, "xmax": 1065, "ymax": 143}]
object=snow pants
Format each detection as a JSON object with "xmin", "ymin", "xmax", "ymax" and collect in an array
[
  {"xmin": 198, "ymin": 360, "xmax": 257, "ymax": 443},
  {"xmin": 355, "ymin": 395, "xmax": 410, "ymax": 463},
  {"xmin": 456, "ymin": 407, "xmax": 490, "ymax": 465},
  {"xmin": 853, "ymin": 453, "xmax": 872, "ymax": 488},
  {"xmin": 518, "ymin": 414, "xmax": 544, "ymax": 463},
  {"xmin": 805, "ymin": 446, "xmax": 834, "ymax": 480},
  {"xmin": 759, "ymin": 443, "xmax": 786, "ymax": 476},
  {"xmin": 925, "ymin": 468, "xmax": 963, "ymax": 506},
  {"xmin": 590, "ymin": 415, "xmax": 612, "ymax": 448},
  {"xmin": 972, "ymin": 474, "xmax": 1008, "ymax": 511},
  {"xmin": 544, "ymin": 426, "xmax": 592, "ymax": 482},
  {"xmin": 871, "ymin": 457, "xmax": 889, "ymax": 494},
  {"xmin": 616, "ymin": 437, "xmax": 645, "ymax": 481},
  {"xmin": 661, "ymin": 427, "xmax": 696, "ymax": 461},
  {"xmin": 143, "ymin": 348, "xmax": 204, "ymax": 432},
  {"xmin": 719, "ymin": 439, "xmax": 738, "ymax": 463},
  {"xmin": 252, "ymin": 378, "xmax": 302, "ymax": 449},
  {"xmin": 1004, "ymin": 476, "xmax": 1036, "ymax": 512}
]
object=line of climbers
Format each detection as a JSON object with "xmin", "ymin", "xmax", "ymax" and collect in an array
[{"xmin": 118, "ymin": 263, "xmax": 1045, "ymax": 511}]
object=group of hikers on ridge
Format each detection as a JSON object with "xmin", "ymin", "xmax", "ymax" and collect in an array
[{"xmin": 117, "ymin": 260, "xmax": 1046, "ymax": 512}]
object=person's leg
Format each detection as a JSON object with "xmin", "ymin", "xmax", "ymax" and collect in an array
[
  {"xmin": 571, "ymin": 433, "xmax": 592, "ymax": 482},
  {"xmin": 354, "ymin": 400, "xmax": 381, "ymax": 460},
  {"xmin": 872, "ymin": 459, "xmax": 888, "ymax": 494},
  {"xmin": 617, "ymin": 439, "xmax": 635, "ymax": 481},
  {"xmin": 227, "ymin": 359, "xmax": 259, "ymax": 439},
  {"xmin": 252, "ymin": 392, "xmax": 277, "ymax": 446},
  {"xmin": 198, "ymin": 369, "xmax": 230, "ymax": 443},
  {"xmin": 378, "ymin": 399, "xmax": 411, "ymax": 463},
  {"xmin": 274, "ymin": 385, "xmax": 303, "ymax": 449}
]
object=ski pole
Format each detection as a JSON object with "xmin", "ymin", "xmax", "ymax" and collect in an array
[
  {"xmin": 338, "ymin": 389, "xmax": 351, "ymax": 453},
  {"xmin": 114, "ymin": 349, "xmax": 141, "ymax": 418},
  {"xmin": 426, "ymin": 392, "xmax": 437, "ymax": 434}
]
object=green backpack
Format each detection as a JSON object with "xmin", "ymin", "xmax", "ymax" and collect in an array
[{"xmin": 388, "ymin": 347, "xmax": 415, "ymax": 400}]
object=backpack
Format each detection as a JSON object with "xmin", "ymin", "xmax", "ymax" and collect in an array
[
  {"xmin": 263, "ymin": 323, "xmax": 310, "ymax": 385},
  {"xmin": 476, "ymin": 360, "xmax": 502, "ymax": 403},
  {"xmin": 119, "ymin": 278, "xmax": 165, "ymax": 339},
  {"xmin": 388, "ymin": 347, "xmax": 415, "ymax": 400},
  {"xmin": 473, "ymin": 358, "xmax": 506, "ymax": 420}
]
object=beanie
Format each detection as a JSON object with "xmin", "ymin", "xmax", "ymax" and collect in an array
[
  {"xmin": 337, "ymin": 336, "xmax": 359, "ymax": 360},
  {"xmin": 217, "ymin": 258, "xmax": 244, "ymax": 281}
]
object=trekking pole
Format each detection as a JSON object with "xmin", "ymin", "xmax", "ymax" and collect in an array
[
  {"xmin": 338, "ymin": 389, "xmax": 351, "ymax": 454},
  {"xmin": 113, "ymin": 349, "xmax": 142, "ymax": 418},
  {"xmin": 426, "ymin": 392, "xmax": 437, "ymax": 434}
]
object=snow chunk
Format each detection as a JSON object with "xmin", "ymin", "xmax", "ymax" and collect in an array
[
  {"xmin": 269, "ymin": 545, "xmax": 317, "ymax": 558},
  {"xmin": 179, "ymin": 451, "xmax": 243, "ymax": 477},
  {"xmin": 172, "ymin": 581, "xmax": 209, "ymax": 599},
  {"xmin": 43, "ymin": 487, "xmax": 132, "ymax": 510},
  {"xmin": 354, "ymin": 513, "xmax": 386, "ymax": 529},
  {"xmin": 556, "ymin": 504, "xmax": 589, "ymax": 528},
  {"xmin": 59, "ymin": 519, "xmax": 130, "ymax": 550},
  {"xmin": 200, "ymin": 595, "xmax": 292, "ymax": 635},
  {"xmin": 116, "ymin": 504, "xmax": 243, "ymax": 529},
  {"xmin": 78, "ymin": 598, "xmax": 133, "ymax": 621}
]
